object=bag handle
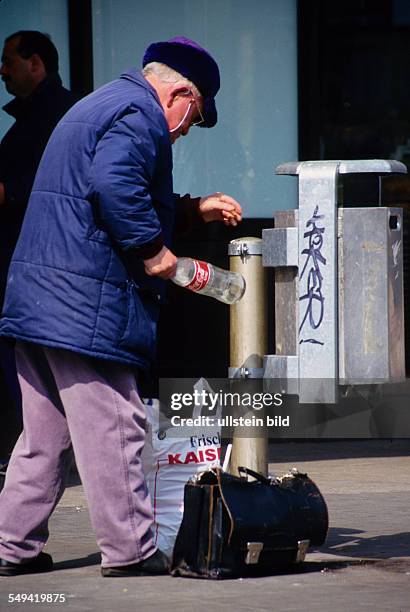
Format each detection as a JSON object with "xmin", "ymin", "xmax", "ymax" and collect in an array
[{"xmin": 237, "ymin": 466, "xmax": 271, "ymax": 485}]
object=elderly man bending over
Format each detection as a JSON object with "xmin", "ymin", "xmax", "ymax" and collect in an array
[{"xmin": 0, "ymin": 37, "xmax": 241, "ymax": 577}]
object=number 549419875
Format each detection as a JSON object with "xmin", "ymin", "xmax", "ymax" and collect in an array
[{"xmin": 8, "ymin": 593, "xmax": 66, "ymax": 603}]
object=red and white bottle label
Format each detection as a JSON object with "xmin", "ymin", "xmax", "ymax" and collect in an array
[{"xmin": 186, "ymin": 260, "xmax": 210, "ymax": 292}]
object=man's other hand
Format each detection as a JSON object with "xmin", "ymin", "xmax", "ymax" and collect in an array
[
  {"xmin": 143, "ymin": 246, "xmax": 178, "ymax": 279},
  {"xmin": 198, "ymin": 192, "xmax": 242, "ymax": 226}
]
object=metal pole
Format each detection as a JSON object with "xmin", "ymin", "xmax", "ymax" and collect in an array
[
  {"xmin": 228, "ymin": 237, "xmax": 268, "ymax": 476},
  {"xmin": 273, "ymin": 211, "xmax": 298, "ymax": 356}
]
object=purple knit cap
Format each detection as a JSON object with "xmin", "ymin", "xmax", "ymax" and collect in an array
[{"xmin": 142, "ymin": 36, "xmax": 220, "ymax": 128}]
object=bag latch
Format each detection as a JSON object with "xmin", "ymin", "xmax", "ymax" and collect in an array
[
  {"xmin": 245, "ymin": 542, "xmax": 264, "ymax": 565},
  {"xmin": 296, "ymin": 539, "xmax": 310, "ymax": 563}
]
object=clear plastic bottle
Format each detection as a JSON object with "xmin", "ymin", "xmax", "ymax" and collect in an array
[{"xmin": 171, "ymin": 257, "xmax": 246, "ymax": 305}]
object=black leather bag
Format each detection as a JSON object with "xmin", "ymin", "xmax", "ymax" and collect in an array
[{"xmin": 171, "ymin": 466, "xmax": 328, "ymax": 579}]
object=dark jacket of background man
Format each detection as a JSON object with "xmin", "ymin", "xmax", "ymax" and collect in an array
[
  {"xmin": 0, "ymin": 30, "xmax": 77, "ymax": 458},
  {"xmin": 0, "ymin": 30, "xmax": 77, "ymax": 306}
]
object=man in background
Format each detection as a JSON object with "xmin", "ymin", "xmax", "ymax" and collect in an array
[{"xmin": 0, "ymin": 31, "xmax": 77, "ymax": 456}]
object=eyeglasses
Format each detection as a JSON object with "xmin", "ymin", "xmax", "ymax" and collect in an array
[
  {"xmin": 190, "ymin": 92, "xmax": 205, "ymax": 127},
  {"xmin": 181, "ymin": 90, "xmax": 205, "ymax": 127}
]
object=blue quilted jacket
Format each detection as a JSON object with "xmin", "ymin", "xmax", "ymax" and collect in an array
[{"xmin": 0, "ymin": 69, "xmax": 176, "ymax": 371}]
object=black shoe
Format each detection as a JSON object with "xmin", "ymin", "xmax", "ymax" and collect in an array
[
  {"xmin": 0, "ymin": 552, "xmax": 53, "ymax": 576},
  {"xmin": 101, "ymin": 550, "xmax": 169, "ymax": 577}
]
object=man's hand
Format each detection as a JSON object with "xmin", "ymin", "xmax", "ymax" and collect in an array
[
  {"xmin": 144, "ymin": 245, "xmax": 178, "ymax": 279},
  {"xmin": 198, "ymin": 192, "xmax": 242, "ymax": 226}
]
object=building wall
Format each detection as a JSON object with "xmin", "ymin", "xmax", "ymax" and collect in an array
[{"xmin": 92, "ymin": 0, "xmax": 298, "ymax": 218}]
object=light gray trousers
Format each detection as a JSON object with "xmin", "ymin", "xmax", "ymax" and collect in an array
[{"xmin": 0, "ymin": 341, "xmax": 156, "ymax": 567}]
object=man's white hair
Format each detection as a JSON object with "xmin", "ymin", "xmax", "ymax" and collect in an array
[{"xmin": 142, "ymin": 61, "xmax": 201, "ymax": 98}]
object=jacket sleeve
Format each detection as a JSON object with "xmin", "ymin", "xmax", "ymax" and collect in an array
[
  {"xmin": 174, "ymin": 193, "xmax": 204, "ymax": 235},
  {"xmin": 0, "ymin": 126, "xmax": 55, "ymax": 216},
  {"xmin": 2, "ymin": 168, "xmax": 38, "ymax": 215},
  {"xmin": 87, "ymin": 107, "xmax": 165, "ymax": 257}
]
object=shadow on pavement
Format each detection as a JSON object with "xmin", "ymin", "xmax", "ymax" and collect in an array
[
  {"xmin": 317, "ymin": 526, "xmax": 410, "ymax": 559},
  {"xmin": 51, "ymin": 552, "xmax": 354, "ymax": 578},
  {"xmin": 54, "ymin": 552, "xmax": 101, "ymax": 570}
]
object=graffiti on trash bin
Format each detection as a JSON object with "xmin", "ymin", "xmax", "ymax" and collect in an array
[{"xmin": 299, "ymin": 204, "xmax": 326, "ymax": 345}]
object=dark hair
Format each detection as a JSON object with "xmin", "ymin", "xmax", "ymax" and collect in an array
[{"xmin": 5, "ymin": 30, "xmax": 59, "ymax": 74}]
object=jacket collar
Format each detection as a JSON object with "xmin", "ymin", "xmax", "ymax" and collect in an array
[
  {"xmin": 120, "ymin": 68, "xmax": 163, "ymax": 108},
  {"xmin": 2, "ymin": 73, "xmax": 63, "ymax": 119}
]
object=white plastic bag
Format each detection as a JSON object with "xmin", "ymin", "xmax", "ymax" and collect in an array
[{"xmin": 142, "ymin": 378, "xmax": 221, "ymax": 560}]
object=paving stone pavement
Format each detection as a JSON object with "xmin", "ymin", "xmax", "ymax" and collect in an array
[{"xmin": 0, "ymin": 440, "xmax": 409, "ymax": 612}]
